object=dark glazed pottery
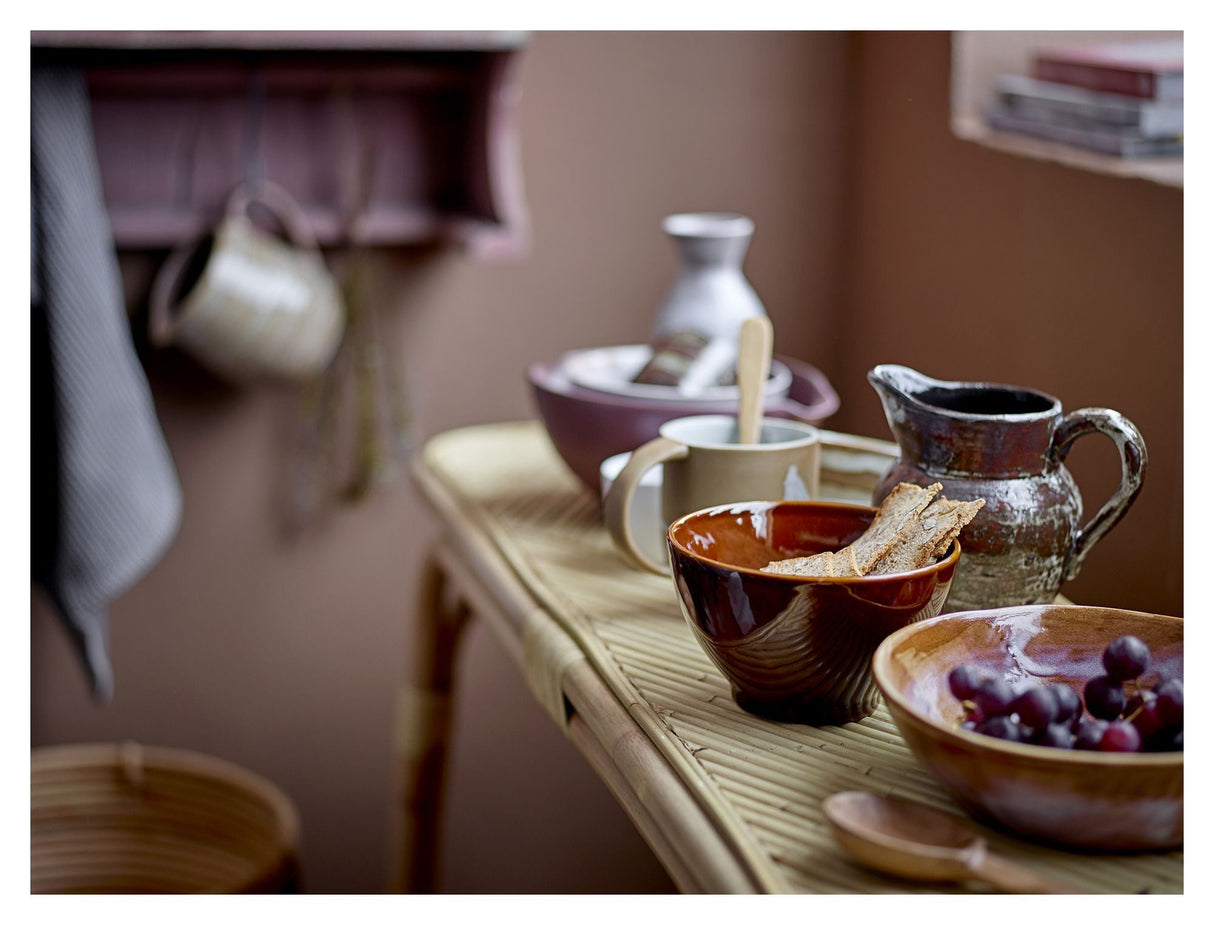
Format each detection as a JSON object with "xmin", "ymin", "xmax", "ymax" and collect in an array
[
  {"xmin": 872, "ymin": 605, "xmax": 1183, "ymax": 851},
  {"xmin": 530, "ymin": 353, "xmax": 838, "ymax": 493},
  {"xmin": 667, "ymin": 500, "xmax": 959, "ymax": 726},
  {"xmin": 868, "ymin": 364, "xmax": 1147, "ymax": 612}
]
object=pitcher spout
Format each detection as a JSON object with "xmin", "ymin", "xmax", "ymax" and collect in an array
[
  {"xmin": 866, "ymin": 364, "xmax": 946, "ymax": 408},
  {"xmin": 868, "ymin": 362, "xmax": 1064, "ymax": 480},
  {"xmin": 866, "ymin": 365, "xmax": 954, "ymax": 428},
  {"xmin": 868, "ymin": 364, "xmax": 1060, "ymax": 421}
]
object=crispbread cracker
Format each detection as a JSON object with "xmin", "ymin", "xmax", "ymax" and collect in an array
[
  {"xmin": 762, "ymin": 550, "xmax": 837, "ymax": 577},
  {"xmin": 932, "ymin": 497, "xmax": 984, "ymax": 557},
  {"xmin": 869, "ymin": 495, "xmax": 984, "ymax": 573},
  {"xmin": 760, "ymin": 482, "xmax": 984, "ymax": 578},
  {"xmin": 850, "ymin": 481, "xmax": 941, "ymax": 573},
  {"xmin": 840, "ymin": 544, "xmax": 863, "ymax": 577}
]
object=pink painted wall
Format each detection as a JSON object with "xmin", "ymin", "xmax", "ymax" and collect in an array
[
  {"xmin": 31, "ymin": 31, "xmax": 1182, "ymax": 894},
  {"xmin": 832, "ymin": 32, "xmax": 1181, "ymax": 618},
  {"xmin": 32, "ymin": 31, "xmax": 850, "ymax": 893}
]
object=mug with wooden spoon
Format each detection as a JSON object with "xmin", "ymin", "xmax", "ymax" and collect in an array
[
  {"xmin": 735, "ymin": 316, "xmax": 773, "ymax": 445},
  {"xmin": 603, "ymin": 318, "xmax": 820, "ymax": 574}
]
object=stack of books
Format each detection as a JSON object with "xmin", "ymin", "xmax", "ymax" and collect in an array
[{"xmin": 985, "ymin": 37, "xmax": 1183, "ymax": 159}]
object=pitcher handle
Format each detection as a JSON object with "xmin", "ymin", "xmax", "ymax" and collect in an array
[
  {"xmin": 603, "ymin": 436, "xmax": 688, "ymax": 575},
  {"xmin": 1048, "ymin": 408, "xmax": 1148, "ymax": 582}
]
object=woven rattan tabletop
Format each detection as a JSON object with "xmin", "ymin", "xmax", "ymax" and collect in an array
[{"xmin": 410, "ymin": 420, "xmax": 1182, "ymax": 894}]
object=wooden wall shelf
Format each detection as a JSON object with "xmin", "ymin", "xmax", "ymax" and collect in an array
[
  {"xmin": 31, "ymin": 31, "xmax": 531, "ymax": 257},
  {"xmin": 950, "ymin": 31, "xmax": 1183, "ymax": 190}
]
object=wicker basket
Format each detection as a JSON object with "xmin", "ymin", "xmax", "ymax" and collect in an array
[{"xmin": 31, "ymin": 742, "xmax": 301, "ymax": 894}]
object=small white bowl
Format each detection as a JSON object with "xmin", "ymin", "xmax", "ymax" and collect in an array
[
  {"xmin": 599, "ymin": 451, "xmax": 667, "ymax": 571},
  {"xmin": 564, "ymin": 344, "xmax": 793, "ymax": 403}
]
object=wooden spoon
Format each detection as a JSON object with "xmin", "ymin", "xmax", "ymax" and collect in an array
[
  {"xmin": 822, "ymin": 791, "xmax": 1083, "ymax": 894},
  {"xmin": 736, "ymin": 316, "xmax": 773, "ymax": 445}
]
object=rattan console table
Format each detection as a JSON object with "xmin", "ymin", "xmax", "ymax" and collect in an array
[{"xmin": 393, "ymin": 420, "xmax": 1182, "ymax": 894}]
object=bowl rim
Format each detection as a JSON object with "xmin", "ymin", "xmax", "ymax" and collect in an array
[
  {"xmin": 559, "ymin": 343, "xmax": 795, "ymax": 403},
  {"xmin": 666, "ymin": 499, "xmax": 962, "ymax": 583},
  {"xmin": 872, "ymin": 605, "xmax": 1184, "ymax": 767},
  {"xmin": 528, "ymin": 353, "xmax": 840, "ymax": 419}
]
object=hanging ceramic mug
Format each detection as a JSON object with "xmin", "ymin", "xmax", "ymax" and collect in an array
[{"xmin": 149, "ymin": 181, "xmax": 346, "ymax": 384}]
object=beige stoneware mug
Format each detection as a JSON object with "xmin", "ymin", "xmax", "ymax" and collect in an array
[
  {"xmin": 604, "ymin": 414, "xmax": 821, "ymax": 574},
  {"xmin": 149, "ymin": 181, "xmax": 345, "ymax": 384}
]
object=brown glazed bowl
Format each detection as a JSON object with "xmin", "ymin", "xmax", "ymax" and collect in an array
[
  {"xmin": 667, "ymin": 500, "xmax": 959, "ymax": 726},
  {"xmin": 872, "ymin": 605, "xmax": 1183, "ymax": 851}
]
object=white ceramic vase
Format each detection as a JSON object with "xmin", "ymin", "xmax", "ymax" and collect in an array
[{"xmin": 650, "ymin": 212, "xmax": 767, "ymax": 344}]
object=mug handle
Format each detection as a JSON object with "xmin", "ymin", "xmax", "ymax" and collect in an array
[
  {"xmin": 603, "ymin": 436, "xmax": 689, "ymax": 575},
  {"xmin": 147, "ymin": 238, "xmax": 198, "ymax": 346},
  {"xmin": 225, "ymin": 179, "xmax": 321, "ymax": 253},
  {"xmin": 1048, "ymin": 408, "xmax": 1148, "ymax": 581}
]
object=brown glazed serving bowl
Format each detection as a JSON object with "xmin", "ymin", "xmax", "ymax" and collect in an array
[
  {"xmin": 872, "ymin": 605, "xmax": 1183, "ymax": 851},
  {"xmin": 668, "ymin": 500, "xmax": 959, "ymax": 726}
]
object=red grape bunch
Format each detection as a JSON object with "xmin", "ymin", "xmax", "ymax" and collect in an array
[{"xmin": 946, "ymin": 634, "xmax": 1182, "ymax": 753}]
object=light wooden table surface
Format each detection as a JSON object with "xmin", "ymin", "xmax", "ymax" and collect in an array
[{"xmin": 392, "ymin": 420, "xmax": 1182, "ymax": 894}]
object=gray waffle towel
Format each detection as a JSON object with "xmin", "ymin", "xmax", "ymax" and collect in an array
[{"xmin": 31, "ymin": 65, "xmax": 182, "ymax": 701}]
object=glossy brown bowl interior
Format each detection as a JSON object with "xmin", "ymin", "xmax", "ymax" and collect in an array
[
  {"xmin": 872, "ymin": 605, "xmax": 1183, "ymax": 851},
  {"xmin": 668, "ymin": 500, "xmax": 959, "ymax": 725}
]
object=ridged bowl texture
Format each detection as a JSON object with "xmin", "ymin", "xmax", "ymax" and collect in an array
[{"xmin": 668, "ymin": 500, "xmax": 959, "ymax": 726}]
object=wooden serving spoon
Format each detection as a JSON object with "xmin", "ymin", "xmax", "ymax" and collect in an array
[
  {"xmin": 822, "ymin": 790, "xmax": 1083, "ymax": 894},
  {"xmin": 736, "ymin": 316, "xmax": 773, "ymax": 445}
]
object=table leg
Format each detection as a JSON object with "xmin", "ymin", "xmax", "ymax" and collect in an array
[{"xmin": 389, "ymin": 549, "xmax": 471, "ymax": 893}]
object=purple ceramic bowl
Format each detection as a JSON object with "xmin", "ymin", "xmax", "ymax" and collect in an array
[
  {"xmin": 668, "ymin": 500, "xmax": 959, "ymax": 726},
  {"xmin": 530, "ymin": 352, "xmax": 839, "ymax": 492}
]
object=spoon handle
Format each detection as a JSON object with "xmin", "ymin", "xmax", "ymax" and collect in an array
[
  {"xmin": 968, "ymin": 849, "xmax": 1083, "ymax": 894},
  {"xmin": 737, "ymin": 316, "xmax": 773, "ymax": 445}
]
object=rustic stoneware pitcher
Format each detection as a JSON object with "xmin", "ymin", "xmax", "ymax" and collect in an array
[{"xmin": 867, "ymin": 364, "xmax": 1147, "ymax": 612}]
